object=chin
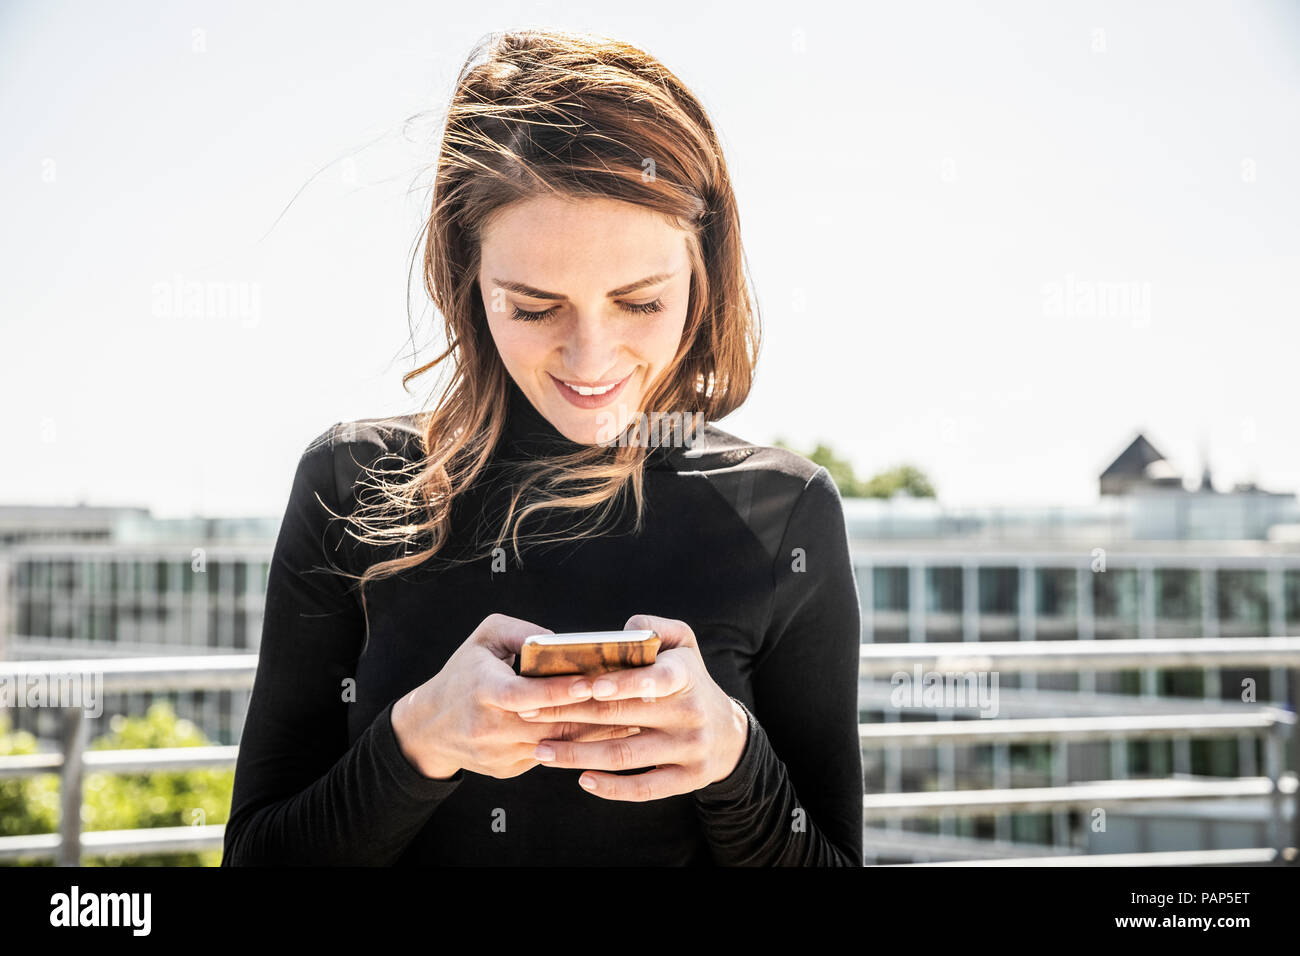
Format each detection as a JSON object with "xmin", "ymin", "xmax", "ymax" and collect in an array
[{"xmin": 559, "ymin": 408, "xmax": 631, "ymax": 448}]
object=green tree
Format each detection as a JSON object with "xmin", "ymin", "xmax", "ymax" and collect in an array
[
  {"xmin": 0, "ymin": 701, "xmax": 233, "ymax": 866},
  {"xmin": 860, "ymin": 464, "xmax": 936, "ymax": 500},
  {"xmin": 773, "ymin": 439, "xmax": 936, "ymax": 499},
  {"xmin": 0, "ymin": 713, "xmax": 60, "ymax": 841}
]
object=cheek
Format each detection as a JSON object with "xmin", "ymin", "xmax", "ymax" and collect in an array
[
  {"xmin": 646, "ymin": 305, "xmax": 690, "ymax": 362},
  {"xmin": 485, "ymin": 314, "xmax": 550, "ymax": 368}
]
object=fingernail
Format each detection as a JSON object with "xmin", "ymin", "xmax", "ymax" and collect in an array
[
  {"xmin": 518, "ymin": 709, "xmax": 539, "ymax": 718},
  {"xmin": 579, "ymin": 775, "xmax": 597, "ymax": 791},
  {"xmin": 593, "ymin": 679, "xmax": 616, "ymax": 698},
  {"xmin": 534, "ymin": 744, "xmax": 555, "ymax": 761},
  {"xmin": 570, "ymin": 680, "xmax": 591, "ymax": 698},
  {"xmin": 627, "ymin": 727, "xmax": 641, "ymax": 736}
]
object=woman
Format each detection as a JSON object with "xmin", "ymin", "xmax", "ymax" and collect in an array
[{"xmin": 223, "ymin": 29, "xmax": 863, "ymax": 866}]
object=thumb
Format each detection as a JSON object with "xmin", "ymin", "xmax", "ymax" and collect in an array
[
  {"xmin": 625, "ymin": 613, "xmax": 696, "ymax": 651},
  {"xmin": 474, "ymin": 614, "xmax": 553, "ymax": 661}
]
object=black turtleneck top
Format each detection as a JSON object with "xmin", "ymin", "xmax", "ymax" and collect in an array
[{"xmin": 223, "ymin": 379, "xmax": 864, "ymax": 866}]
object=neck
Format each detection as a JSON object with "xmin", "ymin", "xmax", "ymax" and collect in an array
[{"xmin": 500, "ymin": 375, "xmax": 587, "ymax": 459}]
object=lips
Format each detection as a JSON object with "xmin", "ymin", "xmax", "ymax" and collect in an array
[{"xmin": 549, "ymin": 371, "xmax": 634, "ymax": 409}]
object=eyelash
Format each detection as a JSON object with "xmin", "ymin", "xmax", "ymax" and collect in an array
[{"xmin": 510, "ymin": 299, "xmax": 666, "ymax": 322}]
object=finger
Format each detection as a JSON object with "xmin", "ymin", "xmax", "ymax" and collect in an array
[
  {"xmin": 576, "ymin": 765, "xmax": 695, "ymax": 802},
  {"xmin": 624, "ymin": 614, "xmax": 698, "ymax": 652},
  {"xmin": 518, "ymin": 697, "xmax": 680, "ymax": 727},
  {"xmin": 533, "ymin": 729, "xmax": 672, "ymax": 772},
  {"xmin": 481, "ymin": 670, "xmax": 594, "ymax": 714},
  {"xmin": 584, "ymin": 652, "xmax": 692, "ymax": 704},
  {"xmin": 561, "ymin": 724, "xmax": 643, "ymax": 743},
  {"xmin": 474, "ymin": 613, "xmax": 554, "ymax": 661}
]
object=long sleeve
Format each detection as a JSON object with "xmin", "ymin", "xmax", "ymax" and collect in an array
[
  {"xmin": 222, "ymin": 425, "xmax": 464, "ymax": 866},
  {"xmin": 692, "ymin": 466, "xmax": 864, "ymax": 866}
]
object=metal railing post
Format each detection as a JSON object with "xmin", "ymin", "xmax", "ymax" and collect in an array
[
  {"xmin": 1289, "ymin": 667, "xmax": 1300, "ymax": 862},
  {"xmin": 57, "ymin": 705, "xmax": 88, "ymax": 866},
  {"xmin": 1263, "ymin": 720, "xmax": 1284, "ymax": 859}
]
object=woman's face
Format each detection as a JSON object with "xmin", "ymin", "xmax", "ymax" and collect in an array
[{"xmin": 478, "ymin": 195, "xmax": 693, "ymax": 445}]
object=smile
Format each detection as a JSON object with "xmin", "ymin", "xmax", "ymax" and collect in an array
[{"xmin": 549, "ymin": 371, "xmax": 634, "ymax": 409}]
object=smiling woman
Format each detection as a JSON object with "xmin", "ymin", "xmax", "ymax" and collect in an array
[{"xmin": 222, "ymin": 28, "xmax": 864, "ymax": 867}]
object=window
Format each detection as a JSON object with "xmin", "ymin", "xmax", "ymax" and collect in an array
[
  {"xmin": 925, "ymin": 567, "xmax": 962, "ymax": 613},
  {"xmin": 873, "ymin": 567, "xmax": 908, "ymax": 612},
  {"xmin": 1217, "ymin": 570, "xmax": 1267, "ymax": 631},
  {"xmin": 979, "ymin": 567, "xmax": 1018, "ymax": 615},
  {"xmin": 1036, "ymin": 568, "xmax": 1076, "ymax": 617},
  {"xmin": 1155, "ymin": 568, "xmax": 1198, "ymax": 620}
]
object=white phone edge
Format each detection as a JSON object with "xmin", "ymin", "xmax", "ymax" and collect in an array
[{"xmin": 522, "ymin": 629, "xmax": 657, "ymax": 646}]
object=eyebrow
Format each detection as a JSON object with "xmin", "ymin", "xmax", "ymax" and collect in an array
[{"xmin": 489, "ymin": 270, "xmax": 678, "ymax": 301}]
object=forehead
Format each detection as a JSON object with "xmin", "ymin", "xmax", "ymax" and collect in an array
[{"xmin": 480, "ymin": 195, "xmax": 689, "ymax": 282}]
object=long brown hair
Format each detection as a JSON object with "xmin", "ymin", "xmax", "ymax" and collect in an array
[{"xmin": 330, "ymin": 29, "xmax": 761, "ymax": 612}]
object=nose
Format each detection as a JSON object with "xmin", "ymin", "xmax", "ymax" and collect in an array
[{"xmin": 559, "ymin": 312, "xmax": 622, "ymax": 383}]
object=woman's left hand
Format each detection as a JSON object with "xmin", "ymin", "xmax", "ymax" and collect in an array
[{"xmin": 516, "ymin": 614, "xmax": 750, "ymax": 801}]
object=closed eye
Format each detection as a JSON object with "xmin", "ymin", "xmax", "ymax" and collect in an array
[{"xmin": 510, "ymin": 299, "xmax": 666, "ymax": 323}]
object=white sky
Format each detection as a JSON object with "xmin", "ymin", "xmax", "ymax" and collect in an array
[{"xmin": 2, "ymin": 0, "xmax": 1297, "ymax": 517}]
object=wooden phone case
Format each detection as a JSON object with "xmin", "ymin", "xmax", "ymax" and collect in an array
[{"xmin": 519, "ymin": 632, "xmax": 660, "ymax": 677}]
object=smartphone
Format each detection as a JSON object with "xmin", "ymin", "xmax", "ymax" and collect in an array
[{"xmin": 518, "ymin": 629, "xmax": 660, "ymax": 677}]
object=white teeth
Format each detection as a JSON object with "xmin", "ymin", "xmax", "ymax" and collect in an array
[{"xmin": 564, "ymin": 380, "xmax": 618, "ymax": 396}]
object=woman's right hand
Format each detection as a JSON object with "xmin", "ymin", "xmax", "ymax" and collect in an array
[{"xmin": 390, "ymin": 613, "xmax": 638, "ymax": 780}]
